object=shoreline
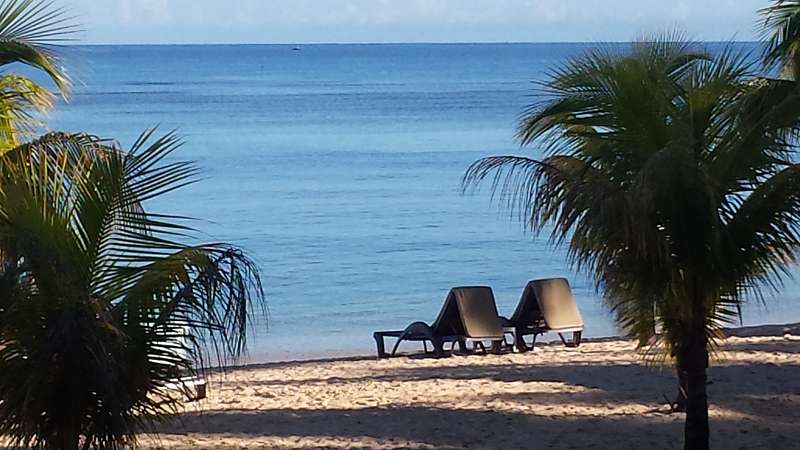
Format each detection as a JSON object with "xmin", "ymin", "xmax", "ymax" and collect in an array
[{"xmin": 226, "ymin": 321, "xmax": 800, "ymax": 370}]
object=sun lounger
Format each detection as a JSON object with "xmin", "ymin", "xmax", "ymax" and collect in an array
[
  {"xmin": 162, "ymin": 326, "xmax": 207, "ymax": 401},
  {"xmin": 164, "ymin": 375, "xmax": 207, "ymax": 401},
  {"xmin": 373, "ymin": 286, "xmax": 505, "ymax": 358},
  {"xmin": 501, "ymin": 278, "xmax": 584, "ymax": 352}
]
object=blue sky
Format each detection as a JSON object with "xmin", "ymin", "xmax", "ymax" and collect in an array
[{"xmin": 73, "ymin": 0, "xmax": 767, "ymax": 44}]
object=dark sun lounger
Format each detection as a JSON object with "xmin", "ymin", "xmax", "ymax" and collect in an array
[
  {"xmin": 501, "ymin": 278, "xmax": 584, "ymax": 352},
  {"xmin": 373, "ymin": 286, "xmax": 505, "ymax": 358}
]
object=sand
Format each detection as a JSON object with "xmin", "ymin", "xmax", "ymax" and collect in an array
[{"xmin": 136, "ymin": 323, "xmax": 800, "ymax": 450}]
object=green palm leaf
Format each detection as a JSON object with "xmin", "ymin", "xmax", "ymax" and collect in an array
[
  {"xmin": 0, "ymin": 74, "xmax": 54, "ymax": 148},
  {"xmin": 0, "ymin": 0, "xmax": 77, "ymax": 94},
  {"xmin": 0, "ymin": 130, "xmax": 265, "ymax": 449},
  {"xmin": 759, "ymin": 0, "xmax": 800, "ymax": 78},
  {"xmin": 463, "ymin": 34, "xmax": 800, "ymax": 449}
]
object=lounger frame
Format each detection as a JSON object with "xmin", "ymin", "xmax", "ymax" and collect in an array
[
  {"xmin": 502, "ymin": 278, "xmax": 584, "ymax": 352},
  {"xmin": 504, "ymin": 325, "xmax": 583, "ymax": 352},
  {"xmin": 373, "ymin": 286, "xmax": 506, "ymax": 358}
]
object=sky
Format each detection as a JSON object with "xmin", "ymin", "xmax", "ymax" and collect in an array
[{"xmin": 72, "ymin": 0, "xmax": 768, "ymax": 44}]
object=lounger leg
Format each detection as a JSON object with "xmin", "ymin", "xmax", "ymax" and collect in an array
[
  {"xmin": 449, "ymin": 340, "xmax": 467, "ymax": 355},
  {"xmin": 530, "ymin": 333, "xmax": 538, "ymax": 351},
  {"xmin": 423, "ymin": 340, "xmax": 428, "ymax": 353},
  {"xmin": 390, "ymin": 336, "xmax": 406, "ymax": 357},
  {"xmin": 558, "ymin": 332, "xmax": 582, "ymax": 348},
  {"xmin": 515, "ymin": 328, "xmax": 529, "ymax": 352},
  {"xmin": 502, "ymin": 332, "xmax": 513, "ymax": 352},
  {"xmin": 571, "ymin": 331, "xmax": 582, "ymax": 347},
  {"xmin": 491, "ymin": 340, "xmax": 503, "ymax": 354},
  {"xmin": 373, "ymin": 333, "xmax": 388, "ymax": 358},
  {"xmin": 432, "ymin": 338, "xmax": 445, "ymax": 357}
]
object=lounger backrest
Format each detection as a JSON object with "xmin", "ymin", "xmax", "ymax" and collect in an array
[
  {"xmin": 510, "ymin": 282, "xmax": 545, "ymax": 327},
  {"xmin": 431, "ymin": 290, "xmax": 463, "ymax": 337},
  {"xmin": 530, "ymin": 278, "xmax": 584, "ymax": 331},
  {"xmin": 451, "ymin": 286, "xmax": 504, "ymax": 339},
  {"xmin": 431, "ymin": 286, "xmax": 504, "ymax": 339}
]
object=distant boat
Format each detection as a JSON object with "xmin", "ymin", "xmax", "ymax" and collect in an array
[{"xmin": 291, "ymin": 46, "xmax": 302, "ymax": 51}]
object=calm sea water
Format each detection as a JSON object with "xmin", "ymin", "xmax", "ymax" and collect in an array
[{"xmin": 41, "ymin": 44, "xmax": 800, "ymax": 362}]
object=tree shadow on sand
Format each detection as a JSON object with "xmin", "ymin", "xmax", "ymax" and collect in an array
[
  {"xmin": 151, "ymin": 403, "xmax": 798, "ymax": 450},
  {"xmin": 145, "ymin": 360, "xmax": 800, "ymax": 449},
  {"xmin": 719, "ymin": 339, "xmax": 800, "ymax": 355}
]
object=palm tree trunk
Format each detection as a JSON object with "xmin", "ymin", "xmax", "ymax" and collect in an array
[
  {"xmin": 678, "ymin": 328, "xmax": 709, "ymax": 450},
  {"xmin": 673, "ymin": 366, "xmax": 688, "ymax": 412},
  {"xmin": 56, "ymin": 430, "xmax": 79, "ymax": 450}
]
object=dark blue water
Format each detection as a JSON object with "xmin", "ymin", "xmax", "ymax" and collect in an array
[{"xmin": 41, "ymin": 44, "xmax": 800, "ymax": 361}]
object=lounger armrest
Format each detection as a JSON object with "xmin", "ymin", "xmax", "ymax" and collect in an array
[{"xmin": 373, "ymin": 330, "xmax": 404, "ymax": 338}]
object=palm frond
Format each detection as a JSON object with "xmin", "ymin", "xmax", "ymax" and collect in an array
[
  {"xmin": 0, "ymin": 0, "xmax": 78, "ymax": 95},
  {"xmin": 0, "ymin": 74, "xmax": 54, "ymax": 150},
  {"xmin": 727, "ymin": 164, "xmax": 800, "ymax": 296},
  {"xmin": 464, "ymin": 33, "xmax": 800, "ymax": 368},
  {"xmin": 0, "ymin": 129, "xmax": 266, "ymax": 449},
  {"xmin": 759, "ymin": 1, "xmax": 800, "ymax": 74}
]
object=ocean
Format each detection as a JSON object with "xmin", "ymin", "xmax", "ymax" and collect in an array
[{"xmin": 43, "ymin": 43, "xmax": 800, "ymax": 362}]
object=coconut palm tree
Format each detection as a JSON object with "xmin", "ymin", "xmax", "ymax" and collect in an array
[
  {"xmin": 0, "ymin": 3, "xmax": 263, "ymax": 449},
  {"xmin": 760, "ymin": 0, "xmax": 800, "ymax": 79},
  {"xmin": 0, "ymin": 129, "xmax": 265, "ymax": 450},
  {"xmin": 463, "ymin": 36, "xmax": 800, "ymax": 450},
  {"xmin": 0, "ymin": 0, "xmax": 76, "ymax": 149}
]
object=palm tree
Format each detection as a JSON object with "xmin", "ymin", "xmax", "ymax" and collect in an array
[
  {"xmin": 0, "ymin": 0, "xmax": 76, "ymax": 150},
  {"xmin": 0, "ymin": 130, "xmax": 265, "ymax": 450},
  {"xmin": 463, "ymin": 36, "xmax": 800, "ymax": 450},
  {"xmin": 760, "ymin": 0, "xmax": 800, "ymax": 79},
  {"xmin": 0, "ymin": 3, "xmax": 264, "ymax": 449}
]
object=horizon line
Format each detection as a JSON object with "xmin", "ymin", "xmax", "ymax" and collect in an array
[{"xmin": 73, "ymin": 39, "xmax": 761, "ymax": 46}]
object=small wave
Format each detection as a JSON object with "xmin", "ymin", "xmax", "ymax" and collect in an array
[
  {"xmin": 124, "ymin": 81, "xmax": 177, "ymax": 86},
  {"xmin": 76, "ymin": 91, "xmax": 183, "ymax": 96}
]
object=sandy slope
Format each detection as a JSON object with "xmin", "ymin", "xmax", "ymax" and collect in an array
[{"xmin": 137, "ymin": 324, "xmax": 800, "ymax": 449}]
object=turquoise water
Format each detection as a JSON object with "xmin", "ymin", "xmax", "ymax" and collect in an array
[{"xmin": 42, "ymin": 43, "xmax": 800, "ymax": 362}]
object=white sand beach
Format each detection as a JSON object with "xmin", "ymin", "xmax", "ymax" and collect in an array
[{"xmin": 141, "ymin": 324, "xmax": 800, "ymax": 450}]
